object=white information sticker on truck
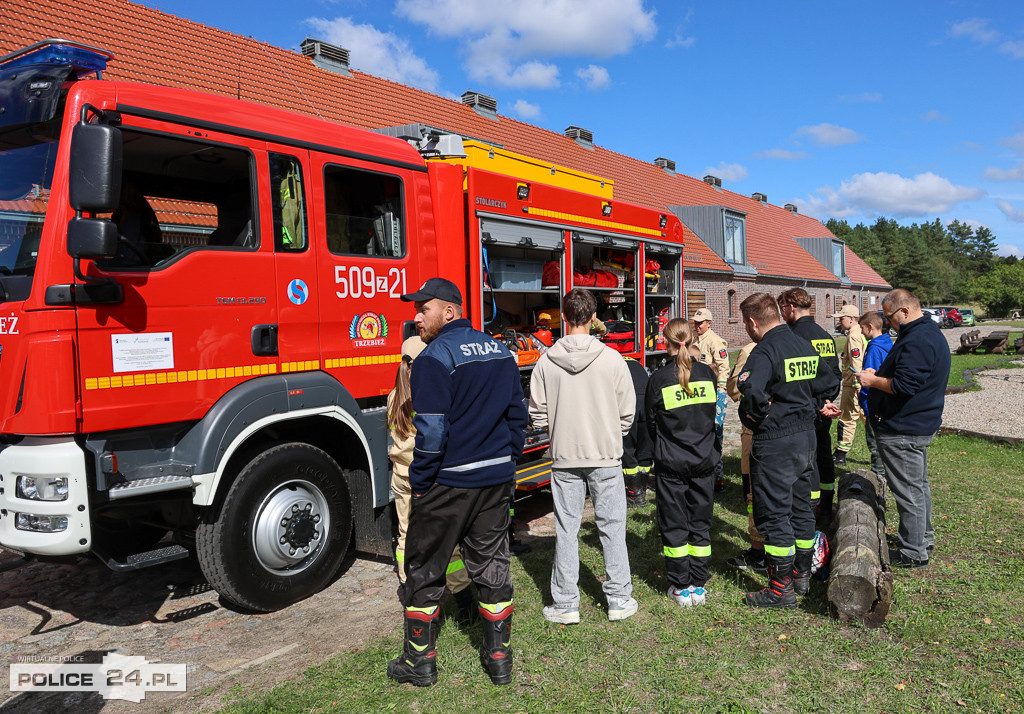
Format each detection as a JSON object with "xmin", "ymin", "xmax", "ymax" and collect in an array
[{"xmin": 111, "ymin": 333, "xmax": 174, "ymax": 373}]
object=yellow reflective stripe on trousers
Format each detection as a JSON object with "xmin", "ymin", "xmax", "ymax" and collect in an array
[
  {"xmin": 820, "ymin": 482, "xmax": 835, "ymax": 492},
  {"xmin": 663, "ymin": 545, "xmax": 688, "ymax": 558},
  {"xmin": 446, "ymin": 559, "xmax": 465, "ymax": 574},
  {"xmin": 810, "ymin": 490, "xmax": 820, "ymax": 500},
  {"xmin": 395, "ymin": 550, "xmax": 405, "ymax": 562},
  {"xmin": 478, "ymin": 601, "xmax": 513, "ymax": 615},
  {"xmin": 688, "ymin": 544, "xmax": 711, "ymax": 558},
  {"xmin": 406, "ymin": 605, "xmax": 438, "ymax": 615},
  {"xmin": 764, "ymin": 544, "xmax": 795, "ymax": 557},
  {"xmin": 795, "ymin": 539, "xmax": 815, "ymax": 550},
  {"xmin": 747, "ymin": 504, "xmax": 754, "ymax": 514},
  {"xmin": 623, "ymin": 466, "xmax": 640, "ymax": 475}
]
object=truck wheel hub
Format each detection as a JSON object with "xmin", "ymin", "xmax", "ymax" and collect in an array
[{"xmin": 252, "ymin": 479, "xmax": 330, "ymax": 574}]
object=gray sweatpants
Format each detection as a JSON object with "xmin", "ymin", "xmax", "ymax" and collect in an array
[{"xmin": 549, "ymin": 465, "xmax": 633, "ymax": 607}]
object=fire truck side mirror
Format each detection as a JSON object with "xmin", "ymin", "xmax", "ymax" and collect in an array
[
  {"xmin": 69, "ymin": 122, "xmax": 122, "ymax": 213},
  {"xmin": 67, "ymin": 216, "xmax": 119, "ymax": 260}
]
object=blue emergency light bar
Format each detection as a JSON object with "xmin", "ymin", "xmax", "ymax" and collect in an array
[{"xmin": 0, "ymin": 39, "xmax": 113, "ymax": 78}]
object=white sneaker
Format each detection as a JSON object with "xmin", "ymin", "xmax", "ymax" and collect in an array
[
  {"xmin": 607, "ymin": 596, "xmax": 639, "ymax": 621},
  {"xmin": 690, "ymin": 586, "xmax": 707, "ymax": 606},
  {"xmin": 668, "ymin": 587, "xmax": 692, "ymax": 608},
  {"xmin": 542, "ymin": 604, "xmax": 580, "ymax": 624}
]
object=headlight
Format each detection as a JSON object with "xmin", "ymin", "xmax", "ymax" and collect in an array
[
  {"xmin": 16, "ymin": 475, "xmax": 69, "ymax": 501},
  {"xmin": 15, "ymin": 513, "xmax": 69, "ymax": 532}
]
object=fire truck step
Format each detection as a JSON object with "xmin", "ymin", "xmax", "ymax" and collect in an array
[
  {"xmin": 98, "ymin": 544, "xmax": 190, "ymax": 572},
  {"xmin": 515, "ymin": 460, "xmax": 552, "ymax": 491},
  {"xmin": 108, "ymin": 474, "xmax": 193, "ymax": 500}
]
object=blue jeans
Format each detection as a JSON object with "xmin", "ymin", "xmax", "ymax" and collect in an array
[
  {"xmin": 549, "ymin": 466, "xmax": 632, "ymax": 607},
  {"xmin": 875, "ymin": 431, "xmax": 935, "ymax": 561}
]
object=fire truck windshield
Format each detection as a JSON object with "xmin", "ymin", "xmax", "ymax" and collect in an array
[{"xmin": 0, "ymin": 119, "xmax": 60, "ymax": 280}]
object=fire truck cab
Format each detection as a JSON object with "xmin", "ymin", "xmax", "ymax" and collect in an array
[{"xmin": 0, "ymin": 40, "xmax": 685, "ymax": 610}]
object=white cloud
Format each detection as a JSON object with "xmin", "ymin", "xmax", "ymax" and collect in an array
[
  {"xmin": 947, "ymin": 218, "xmax": 989, "ymax": 232},
  {"xmin": 754, "ymin": 149, "xmax": 809, "ymax": 160},
  {"xmin": 795, "ymin": 123, "xmax": 864, "ymax": 146},
  {"xmin": 997, "ymin": 243, "xmax": 1022, "ymax": 257},
  {"xmin": 921, "ymin": 110, "xmax": 946, "ymax": 122},
  {"xmin": 997, "ymin": 200, "xmax": 1024, "ymax": 223},
  {"xmin": 702, "ymin": 162, "xmax": 748, "ymax": 183},
  {"xmin": 576, "ymin": 64, "xmax": 610, "ymax": 90},
  {"xmin": 1000, "ymin": 40, "xmax": 1024, "ymax": 59},
  {"xmin": 1000, "ymin": 132, "xmax": 1024, "ymax": 155},
  {"xmin": 950, "ymin": 18, "xmax": 999, "ymax": 44},
  {"xmin": 984, "ymin": 164, "xmax": 1024, "ymax": 181},
  {"xmin": 797, "ymin": 171, "xmax": 984, "ymax": 219},
  {"xmin": 839, "ymin": 92, "xmax": 881, "ymax": 103},
  {"xmin": 305, "ymin": 16, "xmax": 440, "ymax": 91},
  {"xmin": 396, "ymin": 0, "xmax": 657, "ymax": 89},
  {"xmin": 666, "ymin": 33, "xmax": 696, "ymax": 49},
  {"xmin": 512, "ymin": 99, "xmax": 541, "ymax": 119}
]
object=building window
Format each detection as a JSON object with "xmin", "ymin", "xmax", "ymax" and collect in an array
[
  {"xmin": 723, "ymin": 212, "xmax": 746, "ymax": 264},
  {"xmin": 728, "ymin": 289, "xmax": 736, "ymax": 318},
  {"xmin": 832, "ymin": 240, "xmax": 846, "ymax": 278}
]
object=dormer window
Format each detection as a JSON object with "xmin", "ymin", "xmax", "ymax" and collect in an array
[
  {"xmin": 832, "ymin": 240, "xmax": 846, "ymax": 278},
  {"xmin": 724, "ymin": 212, "xmax": 746, "ymax": 264}
]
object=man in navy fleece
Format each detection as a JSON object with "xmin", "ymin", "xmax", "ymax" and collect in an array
[
  {"xmin": 858, "ymin": 289, "xmax": 950, "ymax": 569},
  {"xmin": 387, "ymin": 278, "xmax": 528, "ymax": 687}
]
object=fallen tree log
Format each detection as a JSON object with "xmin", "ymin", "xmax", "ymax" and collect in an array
[{"xmin": 827, "ymin": 469, "xmax": 893, "ymax": 627}]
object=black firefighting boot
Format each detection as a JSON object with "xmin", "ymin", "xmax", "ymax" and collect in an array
[
  {"xmin": 478, "ymin": 602, "xmax": 514, "ymax": 685},
  {"xmin": 744, "ymin": 554, "xmax": 797, "ymax": 609},
  {"xmin": 815, "ymin": 489, "xmax": 834, "ymax": 531},
  {"xmin": 452, "ymin": 586, "xmax": 478, "ymax": 626},
  {"xmin": 793, "ymin": 547, "xmax": 814, "ymax": 596},
  {"xmin": 386, "ymin": 607, "xmax": 439, "ymax": 687},
  {"xmin": 624, "ymin": 469, "xmax": 646, "ymax": 508},
  {"xmin": 832, "ymin": 449, "xmax": 847, "ymax": 467}
]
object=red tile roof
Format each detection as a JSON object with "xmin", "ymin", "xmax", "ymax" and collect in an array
[{"xmin": 1, "ymin": 0, "xmax": 886, "ymax": 287}]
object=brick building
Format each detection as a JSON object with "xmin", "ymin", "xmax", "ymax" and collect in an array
[{"xmin": 2, "ymin": 0, "xmax": 889, "ymax": 344}]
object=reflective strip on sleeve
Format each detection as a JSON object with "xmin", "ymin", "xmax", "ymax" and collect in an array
[{"xmin": 441, "ymin": 455, "xmax": 512, "ymax": 472}]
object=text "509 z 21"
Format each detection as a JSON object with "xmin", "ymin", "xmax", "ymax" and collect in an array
[{"xmin": 335, "ymin": 266, "xmax": 407, "ymax": 299}]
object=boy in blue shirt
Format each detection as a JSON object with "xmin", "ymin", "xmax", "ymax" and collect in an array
[{"xmin": 857, "ymin": 312, "xmax": 893, "ymax": 478}]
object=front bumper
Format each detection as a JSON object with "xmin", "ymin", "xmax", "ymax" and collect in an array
[{"xmin": 0, "ymin": 437, "xmax": 92, "ymax": 556}]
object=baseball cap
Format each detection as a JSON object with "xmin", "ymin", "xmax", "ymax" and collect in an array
[
  {"xmin": 400, "ymin": 277, "xmax": 463, "ymax": 305},
  {"xmin": 692, "ymin": 308, "xmax": 713, "ymax": 322},
  {"xmin": 401, "ymin": 335, "xmax": 427, "ymax": 361},
  {"xmin": 830, "ymin": 304, "xmax": 860, "ymax": 318}
]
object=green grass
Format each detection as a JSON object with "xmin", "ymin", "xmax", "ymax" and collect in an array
[{"xmin": 221, "ymin": 428, "xmax": 1024, "ymax": 713}]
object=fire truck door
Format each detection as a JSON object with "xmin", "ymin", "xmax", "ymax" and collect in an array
[
  {"xmin": 75, "ymin": 124, "xmax": 279, "ymax": 433},
  {"xmin": 310, "ymin": 152, "xmax": 418, "ymax": 400},
  {"xmin": 268, "ymin": 148, "xmax": 320, "ymax": 374}
]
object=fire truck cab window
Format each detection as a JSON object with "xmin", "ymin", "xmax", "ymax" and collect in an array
[
  {"xmin": 270, "ymin": 153, "xmax": 307, "ymax": 251},
  {"xmin": 98, "ymin": 130, "xmax": 256, "ymax": 269},
  {"xmin": 323, "ymin": 165, "xmax": 404, "ymax": 258}
]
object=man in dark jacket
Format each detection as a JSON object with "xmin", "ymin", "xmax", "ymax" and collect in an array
[
  {"xmin": 738, "ymin": 293, "xmax": 840, "ymax": 607},
  {"xmin": 777, "ymin": 288, "xmax": 842, "ymax": 526},
  {"xmin": 622, "ymin": 356, "xmax": 654, "ymax": 507},
  {"xmin": 387, "ymin": 278, "xmax": 528, "ymax": 687},
  {"xmin": 859, "ymin": 289, "xmax": 949, "ymax": 569}
]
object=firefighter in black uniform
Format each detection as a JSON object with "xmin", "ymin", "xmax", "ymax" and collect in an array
[
  {"xmin": 777, "ymin": 288, "xmax": 842, "ymax": 527},
  {"xmin": 644, "ymin": 318, "xmax": 719, "ymax": 607},
  {"xmin": 622, "ymin": 356, "xmax": 654, "ymax": 507},
  {"xmin": 737, "ymin": 293, "xmax": 840, "ymax": 607}
]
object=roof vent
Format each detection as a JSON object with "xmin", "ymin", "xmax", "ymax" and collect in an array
[
  {"xmin": 703, "ymin": 174, "xmax": 722, "ymax": 188},
  {"xmin": 752, "ymin": 192, "xmax": 767, "ymax": 203},
  {"xmin": 654, "ymin": 157, "xmax": 676, "ymax": 174},
  {"xmin": 565, "ymin": 125, "xmax": 594, "ymax": 148},
  {"xmin": 301, "ymin": 38, "xmax": 351, "ymax": 77},
  {"xmin": 784, "ymin": 203, "xmax": 798, "ymax": 213},
  {"xmin": 461, "ymin": 91, "xmax": 498, "ymax": 119}
]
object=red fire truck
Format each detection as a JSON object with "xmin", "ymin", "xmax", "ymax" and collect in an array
[{"xmin": 0, "ymin": 40, "xmax": 686, "ymax": 611}]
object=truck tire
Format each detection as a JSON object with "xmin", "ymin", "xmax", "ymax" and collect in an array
[{"xmin": 196, "ymin": 442, "xmax": 353, "ymax": 612}]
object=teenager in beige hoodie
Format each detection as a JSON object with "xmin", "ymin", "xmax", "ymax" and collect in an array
[{"xmin": 529, "ymin": 288, "xmax": 637, "ymax": 624}]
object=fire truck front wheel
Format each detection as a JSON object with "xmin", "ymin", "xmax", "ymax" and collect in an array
[{"xmin": 196, "ymin": 442, "xmax": 353, "ymax": 612}]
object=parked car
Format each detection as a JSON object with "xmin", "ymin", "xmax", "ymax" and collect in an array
[
  {"xmin": 920, "ymin": 308, "xmax": 943, "ymax": 326},
  {"xmin": 930, "ymin": 306, "xmax": 963, "ymax": 328},
  {"xmin": 959, "ymin": 308, "xmax": 976, "ymax": 326}
]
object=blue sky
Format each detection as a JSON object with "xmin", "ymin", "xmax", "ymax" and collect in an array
[{"xmin": 141, "ymin": 0, "xmax": 1024, "ymax": 258}]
